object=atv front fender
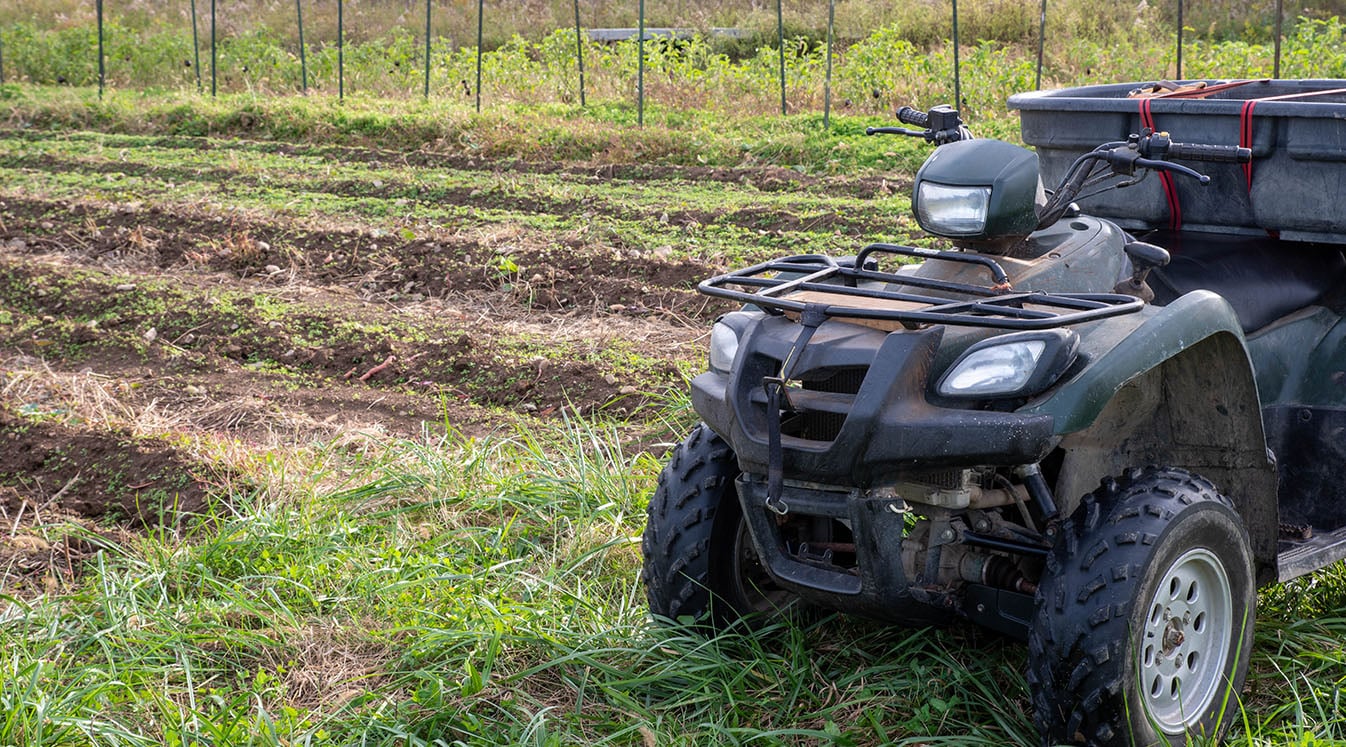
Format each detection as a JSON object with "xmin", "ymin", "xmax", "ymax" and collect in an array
[
  {"xmin": 1024, "ymin": 290, "xmax": 1279, "ymax": 580},
  {"xmin": 1026, "ymin": 290, "xmax": 1247, "ymax": 433}
]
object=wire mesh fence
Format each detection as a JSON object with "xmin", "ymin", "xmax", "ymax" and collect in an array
[{"xmin": 0, "ymin": 0, "xmax": 1319, "ymax": 122}]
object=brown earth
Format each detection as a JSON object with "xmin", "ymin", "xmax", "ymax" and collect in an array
[{"xmin": 0, "ymin": 131, "xmax": 907, "ymax": 595}]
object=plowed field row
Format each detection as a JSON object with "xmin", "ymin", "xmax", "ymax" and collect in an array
[{"xmin": 0, "ymin": 127, "xmax": 917, "ymax": 549}]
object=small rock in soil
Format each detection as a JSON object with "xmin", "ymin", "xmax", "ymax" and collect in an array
[
  {"xmin": 115, "ymin": 283, "xmax": 136, "ymax": 291},
  {"xmin": 142, "ymin": 327, "xmax": 158, "ymax": 343}
]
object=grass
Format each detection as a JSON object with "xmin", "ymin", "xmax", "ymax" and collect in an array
[
  {"xmin": 5, "ymin": 7, "xmax": 1346, "ymax": 744},
  {"xmin": 3, "ymin": 410, "xmax": 1346, "ymax": 745}
]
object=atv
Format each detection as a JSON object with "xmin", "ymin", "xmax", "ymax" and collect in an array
[{"xmin": 642, "ymin": 81, "xmax": 1346, "ymax": 746}]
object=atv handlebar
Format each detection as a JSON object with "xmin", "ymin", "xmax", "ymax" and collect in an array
[
  {"xmin": 866, "ymin": 104, "xmax": 970, "ymax": 144},
  {"xmin": 895, "ymin": 105, "xmax": 930, "ymax": 128},
  {"xmin": 1036, "ymin": 130, "xmax": 1249, "ymax": 229},
  {"xmin": 1165, "ymin": 141, "xmax": 1253, "ymax": 163}
]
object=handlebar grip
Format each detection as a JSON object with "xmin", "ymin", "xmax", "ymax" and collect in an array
[
  {"xmin": 1167, "ymin": 142, "xmax": 1253, "ymax": 163},
  {"xmin": 896, "ymin": 106, "xmax": 929, "ymax": 128}
]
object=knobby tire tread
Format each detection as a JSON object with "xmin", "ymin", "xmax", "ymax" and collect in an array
[{"xmin": 1028, "ymin": 466, "xmax": 1251, "ymax": 747}]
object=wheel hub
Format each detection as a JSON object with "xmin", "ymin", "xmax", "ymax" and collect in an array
[{"xmin": 1139, "ymin": 547, "xmax": 1233, "ymax": 733}]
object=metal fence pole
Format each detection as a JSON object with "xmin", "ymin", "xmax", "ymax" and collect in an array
[
  {"xmin": 1, "ymin": 27, "xmax": 6, "ymax": 85},
  {"xmin": 823, "ymin": 0, "xmax": 834, "ymax": 128},
  {"xmin": 951, "ymin": 0, "xmax": 960, "ymax": 109},
  {"xmin": 637, "ymin": 0, "xmax": 645, "ymax": 126},
  {"xmin": 776, "ymin": 0, "xmax": 786, "ymax": 115},
  {"xmin": 297, "ymin": 0, "xmax": 307, "ymax": 93},
  {"xmin": 210, "ymin": 0, "xmax": 217, "ymax": 96},
  {"xmin": 1035, "ymin": 0, "xmax": 1046, "ymax": 89},
  {"xmin": 1273, "ymin": 0, "xmax": 1283, "ymax": 78},
  {"xmin": 190, "ymin": 0, "xmax": 202, "ymax": 91},
  {"xmin": 333, "ymin": 0, "xmax": 339, "ymax": 100},
  {"xmin": 423, "ymin": 0, "xmax": 431, "ymax": 98},
  {"xmin": 475, "ymin": 0, "xmax": 483, "ymax": 112},
  {"xmin": 97, "ymin": 0, "xmax": 105, "ymax": 98},
  {"xmin": 573, "ymin": 0, "xmax": 586, "ymax": 107},
  {"xmin": 1175, "ymin": 0, "xmax": 1183, "ymax": 80}
]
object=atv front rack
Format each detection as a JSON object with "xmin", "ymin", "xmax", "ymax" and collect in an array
[{"xmin": 699, "ymin": 243, "xmax": 1144, "ymax": 330}]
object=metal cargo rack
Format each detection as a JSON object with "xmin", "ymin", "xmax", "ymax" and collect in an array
[{"xmin": 698, "ymin": 243, "xmax": 1144, "ymax": 330}]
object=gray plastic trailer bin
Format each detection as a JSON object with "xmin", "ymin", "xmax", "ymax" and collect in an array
[{"xmin": 1008, "ymin": 80, "xmax": 1346, "ymax": 244}]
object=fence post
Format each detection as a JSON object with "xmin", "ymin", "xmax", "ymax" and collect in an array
[
  {"xmin": 475, "ymin": 0, "xmax": 483, "ymax": 112},
  {"xmin": 638, "ymin": 0, "xmax": 645, "ymax": 126},
  {"xmin": 423, "ymin": 0, "xmax": 431, "ymax": 98},
  {"xmin": 1035, "ymin": 0, "xmax": 1046, "ymax": 89},
  {"xmin": 823, "ymin": 0, "xmax": 834, "ymax": 128},
  {"xmin": 776, "ymin": 0, "xmax": 786, "ymax": 115},
  {"xmin": 951, "ymin": 0, "xmax": 961, "ymax": 109},
  {"xmin": 97, "ymin": 0, "xmax": 106, "ymax": 98},
  {"xmin": 573, "ymin": 0, "xmax": 586, "ymax": 107},
  {"xmin": 1273, "ymin": 0, "xmax": 1283, "ymax": 78},
  {"xmin": 297, "ymin": 0, "xmax": 307, "ymax": 93},
  {"xmin": 210, "ymin": 0, "xmax": 217, "ymax": 96},
  {"xmin": 190, "ymin": 0, "xmax": 202, "ymax": 91},
  {"xmin": 1175, "ymin": 0, "xmax": 1183, "ymax": 79},
  {"xmin": 338, "ymin": 0, "xmax": 344, "ymax": 99},
  {"xmin": 1, "ymin": 27, "xmax": 6, "ymax": 85}
]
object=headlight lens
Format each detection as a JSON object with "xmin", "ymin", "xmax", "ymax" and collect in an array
[
  {"xmin": 939, "ymin": 340, "xmax": 1047, "ymax": 397},
  {"xmin": 915, "ymin": 182, "xmax": 991, "ymax": 236},
  {"xmin": 708, "ymin": 321, "xmax": 740, "ymax": 373}
]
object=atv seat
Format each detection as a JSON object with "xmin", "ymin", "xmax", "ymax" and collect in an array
[{"xmin": 1145, "ymin": 231, "xmax": 1346, "ymax": 333}]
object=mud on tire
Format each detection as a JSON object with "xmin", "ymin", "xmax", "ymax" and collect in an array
[
  {"xmin": 1028, "ymin": 466, "xmax": 1255, "ymax": 746},
  {"xmin": 641, "ymin": 423, "xmax": 790, "ymax": 629}
]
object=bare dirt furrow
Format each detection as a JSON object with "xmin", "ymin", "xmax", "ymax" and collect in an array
[
  {"xmin": 0, "ymin": 195, "xmax": 733, "ymax": 322},
  {"xmin": 0, "ymin": 254, "xmax": 693, "ymax": 430}
]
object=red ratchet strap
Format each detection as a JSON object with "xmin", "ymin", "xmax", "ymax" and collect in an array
[
  {"xmin": 1237, "ymin": 88, "xmax": 1346, "ymax": 186},
  {"xmin": 1239, "ymin": 100, "xmax": 1258, "ymax": 190},
  {"xmin": 1150, "ymin": 79, "xmax": 1266, "ymax": 99},
  {"xmin": 1138, "ymin": 98, "xmax": 1182, "ymax": 230}
]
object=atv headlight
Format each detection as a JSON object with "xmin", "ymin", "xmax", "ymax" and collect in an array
[
  {"xmin": 915, "ymin": 182, "xmax": 991, "ymax": 237},
  {"xmin": 937, "ymin": 330, "xmax": 1079, "ymax": 399},
  {"xmin": 708, "ymin": 321, "xmax": 741, "ymax": 374}
]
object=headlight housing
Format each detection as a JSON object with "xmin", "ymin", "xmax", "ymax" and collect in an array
[
  {"xmin": 911, "ymin": 139, "xmax": 1042, "ymax": 241},
  {"xmin": 708, "ymin": 321, "xmax": 740, "ymax": 374},
  {"xmin": 707, "ymin": 311, "xmax": 758, "ymax": 374},
  {"xmin": 915, "ymin": 182, "xmax": 991, "ymax": 236},
  {"xmin": 937, "ymin": 329, "xmax": 1079, "ymax": 399}
]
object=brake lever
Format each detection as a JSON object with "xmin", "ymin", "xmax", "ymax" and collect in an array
[
  {"xmin": 866, "ymin": 126, "xmax": 928, "ymax": 137},
  {"xmin": 1134, "ymin": 157, "xmax": 1211, "ymax": 184}
]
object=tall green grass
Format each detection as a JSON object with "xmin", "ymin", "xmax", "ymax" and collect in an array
[{"xmin": 2, "ymin": 411, "xmax": 1345, "ymax": 745}]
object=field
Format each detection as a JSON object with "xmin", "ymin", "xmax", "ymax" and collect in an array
[{"xmin": 3, "ymin": 26, "xmax": 1346, "ymax": 747}]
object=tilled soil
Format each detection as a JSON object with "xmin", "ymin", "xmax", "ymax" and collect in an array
[{"xmin": 0, "ymin": 128, "xmax": 916, "ymax": 593}]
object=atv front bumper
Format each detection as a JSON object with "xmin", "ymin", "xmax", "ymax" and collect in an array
[
  {"xmin": 691, "ymin": 318, "xmax": 1057, "ymax": 487},
  {"xmin": 692, "ymin": 318, "xmax": 1056, "ymax": 626}
]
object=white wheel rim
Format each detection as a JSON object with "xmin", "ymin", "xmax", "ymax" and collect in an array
[{"xmin": 1139, "ymin": 547, "xmax": 1234, "ymax": 733}]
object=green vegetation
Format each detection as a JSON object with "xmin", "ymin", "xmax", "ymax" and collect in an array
[
  {"xmin": 3, "ymin": 416, "xmax": 1346, "ymax": 745},
  {"xmin": 4, "ymin": 3, "xmax": 1346, "ymax": 745},
  {"xmin": 5, "ymin": 1, "xmax": 1346, "ymax": 117}
]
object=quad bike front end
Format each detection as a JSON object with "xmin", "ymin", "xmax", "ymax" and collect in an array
[{"xmin": 653, "ymin": 244, "xmax": 1143, "ymax": 634}]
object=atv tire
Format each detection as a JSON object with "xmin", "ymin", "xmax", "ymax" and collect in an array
[
  {"xmin": 641, "ymin": 423, "xmax": 791, "ymax": 630},
  {"xmin": 1028, "ymin": 466, "xmax": 1254, "ymax": 746}
]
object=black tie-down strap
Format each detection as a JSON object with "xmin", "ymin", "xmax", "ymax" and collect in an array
[{"xmin": 764, "ymin": 305, "xmax": 829, "ymax": 515}]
